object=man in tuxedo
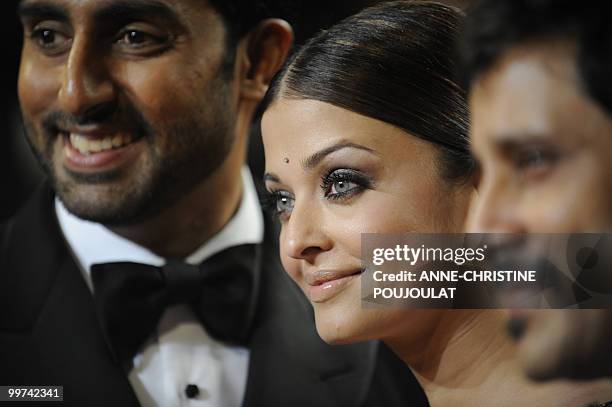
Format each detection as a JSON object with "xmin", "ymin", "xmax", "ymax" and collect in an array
[
  {"xmin": 462, "ymin": 0, "xmax": 612, "ymax": 381},
  {"xmin": 0, "ymin": 0, "xmax": 426, "ymax": 406}
]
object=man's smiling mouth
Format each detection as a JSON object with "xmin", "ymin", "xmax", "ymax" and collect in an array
[{"xmin": 66, "ymin": 132, "xmax": 138, "ymax": 155}]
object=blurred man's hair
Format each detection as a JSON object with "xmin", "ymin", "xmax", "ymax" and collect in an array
[{"xmin": 461, "ymin": 0, "xmax": 612, "ymax": 115}]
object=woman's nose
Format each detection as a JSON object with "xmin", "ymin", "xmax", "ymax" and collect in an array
[{"xmin": 281, "ymin": 201, "xmax": 333, "ymax": 263}]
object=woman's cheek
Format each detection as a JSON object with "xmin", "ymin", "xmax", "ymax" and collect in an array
[
  {"xmin": 279, "ymin": 245, "xmax": 304, "ymax": 285},
  {"xmin": 347, "ymin": 198, "xmax": 411, "ymax": 235}
]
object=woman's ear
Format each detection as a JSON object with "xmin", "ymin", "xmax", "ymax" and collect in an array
[{"xmin": 239, "ymin": 19, "xmax": 294, "ymax": 101}]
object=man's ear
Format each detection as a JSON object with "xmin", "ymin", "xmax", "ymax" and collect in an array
[{"xmin": 239, "ymin": 19, "xmax": 293, "ymax": 101}]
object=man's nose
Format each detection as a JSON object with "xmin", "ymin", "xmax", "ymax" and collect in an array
[
  {"xmin": 467, "ymin": 172, "xmax": 526, "ymax": 234},
  {"xmin": 57, "ymin": 35, "xmax": 116, "ymax": 118},
  {"xmin": 281, "ymin": 201, "xmax": 333, "ymax": 263}
]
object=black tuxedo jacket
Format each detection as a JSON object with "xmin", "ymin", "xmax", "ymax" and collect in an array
[{"xmin": 0, "ymin": 184, "xmax": 427, "ymax": 407}]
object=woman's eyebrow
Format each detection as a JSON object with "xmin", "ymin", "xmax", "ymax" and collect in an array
[
  {"xmin": 302, "ymin": 141, "xmax": 378, "ymax": 170},
  {"xmin": 262, "ymin": 141, "xmax": 378, "ymax": 184},
  {"xmin": 263, "ymin": 173, "xmax": 280, "ymax": 183}
]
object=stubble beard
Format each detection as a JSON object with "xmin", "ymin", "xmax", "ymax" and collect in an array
[{"xmin": 22, "ymin": 76, "xmax": 237, "ymax": 227}]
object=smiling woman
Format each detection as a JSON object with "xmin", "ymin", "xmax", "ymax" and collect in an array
[
  {"xmin": 261, "ymin": 1, "xmax": 612, "ymax": 406},
  {"xmin": 262, "ymin": 0, "xmax": 475, "ymax": 347}
]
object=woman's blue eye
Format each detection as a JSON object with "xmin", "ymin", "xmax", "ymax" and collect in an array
[
  {"xmin": 264, "ymin": 190, "xmax": 294, "ymax": 219},
  {"xmin": 330, "ymin": 179, "xmax": 357, "ymax": 195},
  {"xmin": 321, "ymin": 168, "xmax": 371, "ymax": 200},
  {"xmin": 276, "ymin": 193, "xmax": 294, "ymax": 214}
]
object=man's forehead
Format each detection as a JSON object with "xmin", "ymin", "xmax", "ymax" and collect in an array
[
  {"xmin": 18, "ymin": 0, "xmax": 203, "ymax": 7},
  {"xmin": 477, "ymin": 41, "xmax": 576, "ymax": 104},
  {"xmin": 469, "ymin": 41, "xmax": 580, "ymax": 147},
  {"xmin": 18, "ymin": 0, "xmax": 212, "ymax": 20}
]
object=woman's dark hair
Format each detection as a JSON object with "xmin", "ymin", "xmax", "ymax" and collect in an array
[
  {"xmin": 461, "ymin": 0, "xmax": 612, "ymax": 116},
  {"xmin": 265, "ymin": 1, "xmax": 474, "ymax": 184}
]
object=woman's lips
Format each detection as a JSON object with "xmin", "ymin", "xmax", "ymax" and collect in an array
[{"xmin": 304, "ymin": 269, "xmax": 363, "ymax": 303}]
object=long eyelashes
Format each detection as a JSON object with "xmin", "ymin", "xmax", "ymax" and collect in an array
[
  {"xmin": 261, "ymin": 189, "xmax": 294, "ymax": 219},
  {"xmin": 263, "ymin": 168, "xmax": 374, "ymax": 220},
  {"xmin": 320, "ymin": 168, "xmax": 373, "ymax": 200}
]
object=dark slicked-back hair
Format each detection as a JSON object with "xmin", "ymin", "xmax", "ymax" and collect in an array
[
  {"xmin": 265, "ymin": 1, "xmax": 473, "ymax": 184},
  {"xmin": 461, "ymin": 0, "xmax": 612, "ymax": 115}
]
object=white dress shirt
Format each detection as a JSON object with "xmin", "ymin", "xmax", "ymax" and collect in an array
[{"xmin": 55, "ymin": 167, "xmax": 264, "ymax": 407}]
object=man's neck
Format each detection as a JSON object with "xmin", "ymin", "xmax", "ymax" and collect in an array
[
  {"xmin": 106, "ymin": 95, "xmax": 258, "ymax": 259},
  {"xmin": 108, "ymin": 160, "xmax": 244, "ymax": 259}
]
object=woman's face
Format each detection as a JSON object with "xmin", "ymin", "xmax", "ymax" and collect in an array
[{"xmin": 262, "ymin": 98, "xmax": 473, "ymax": 344}]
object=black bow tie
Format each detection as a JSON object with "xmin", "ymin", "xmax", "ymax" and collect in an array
[{"xmin": 90, "ymin": 244, "xmax": 260, "ymax": 369}]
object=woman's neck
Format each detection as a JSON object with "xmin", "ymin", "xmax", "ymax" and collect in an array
[
  {"xmin": 385, "ymin": 310, "xmax": 612, "ymax": 406},
  {"xmin": 389, "ymin": 311, "xmax": 511, "ymax": 398}
]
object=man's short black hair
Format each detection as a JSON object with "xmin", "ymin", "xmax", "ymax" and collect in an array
[
  {"xmin": 210, "ymin": 0, "xmax": 380, "ymax": 45},
  {"xmin": 209, "ymin": 1, "xmax": 289, "ymax": 44},
  {"xmin": 460, "ymin": 0, "xmax": 612, "ymax": 115},
  {"xmin": 209, "ymin": 0, "xmax": 380, "ymax": 77},
  {"xmin": 207, "ymin": 1, "xmax": 291, "ymax": 76}
]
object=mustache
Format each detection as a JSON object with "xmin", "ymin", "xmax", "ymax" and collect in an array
[{"xmin": 41, "ymin": 102, "xmax": 154, "ymax": 137}]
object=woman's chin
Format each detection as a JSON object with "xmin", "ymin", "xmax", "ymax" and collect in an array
[
  {"xmin": 313, "ymin": 304, "xmax": 376, "ymax": 345},
  {"xmin": 316, "ymin": 323, "xmax": 363, "ymax": 345}
]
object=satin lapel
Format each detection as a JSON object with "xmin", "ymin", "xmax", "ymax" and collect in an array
[
  {"xmin": 242, "ymin": 213, "xmax": 378, "ymax": 407},
  {"xmin": 0, "ymin": 182, "xmax": 140, "ymax": 407}
]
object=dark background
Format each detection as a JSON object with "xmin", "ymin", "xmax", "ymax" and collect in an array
[
  {"xmin": 0, "ymin": 0, "xmax": 470, "ymax": 220},
  {"xmin": 1, "ymin": 0, "xmax": 31, "ymax": 220}
]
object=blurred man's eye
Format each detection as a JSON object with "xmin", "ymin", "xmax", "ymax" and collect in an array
[{"xmin": 511, "ymin": 146, "xmax": 560, "ymax": 180}]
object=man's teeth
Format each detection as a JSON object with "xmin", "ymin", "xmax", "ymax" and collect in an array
[{"xmin": 69, "ymin": 133, "xmax": 134, "ymax": 155}]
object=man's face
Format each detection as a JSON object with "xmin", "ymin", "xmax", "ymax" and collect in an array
[
  {"xmin": 18, "ymin": 0, "xmax": 238, "ymax": 225},
  {"xmin": 469, "ymin": 40, "xmax": 612, "ymax": 233},
  {"xmin": 468, "ymin": 40, "xmax": 612, "ymax": 379}
]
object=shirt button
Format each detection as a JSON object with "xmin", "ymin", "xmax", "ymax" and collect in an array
[{"xmin": 185, "ymin": 384, "xmax": 200, "ymax": 399}]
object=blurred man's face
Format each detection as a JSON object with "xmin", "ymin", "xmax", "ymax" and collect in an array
[
  {"xmin": 468, "ymin": 39, "xmax": 612, "ymax": 380},
  {"xmin": 18, "ymin": 0, "xmax": 238, "ymax": 225}
]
